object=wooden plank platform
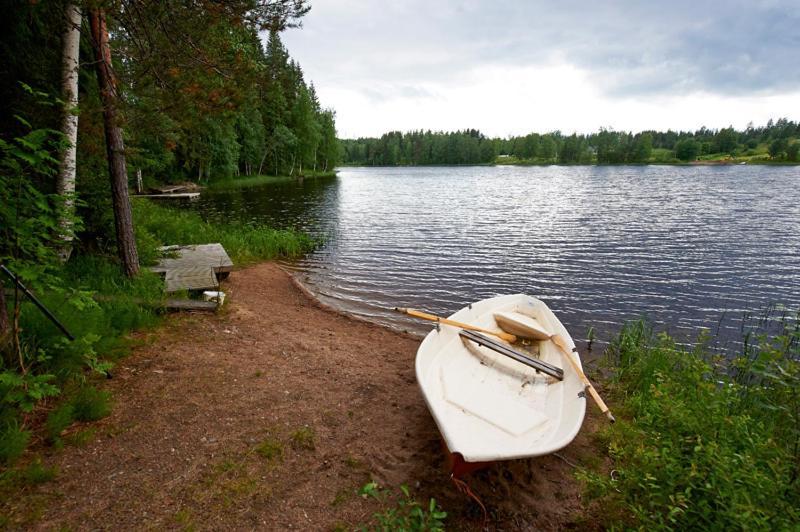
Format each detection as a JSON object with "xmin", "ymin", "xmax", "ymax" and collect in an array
[
  {"xmin": 165, "ymin": 299, "xmax": 218, "ymax": 312},
  {"xmin": 151, "ymin": 243, "xmax": 233, "ymax": 293}
]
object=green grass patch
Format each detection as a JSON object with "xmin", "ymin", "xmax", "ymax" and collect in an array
[
  {"xmin": 579, "ymin": 319, "xmax": 800, "ymax": 530},
  {"xmin": 19, "ymin": 458, "xmax": 57, "ymax": 485},
  {"xmin": 63, "ymin": 428, "xmax": 95, "ymax": 447},
  {"xmin": 254, "ymin": 437, "xmax": 283, "ymax": 462},
  {"xmin": 133, "ymin": 199, "xmax": 317, "ymax": 266},
  {"xmin": 207, "ymin": 171, "xmax": 336, "ymax": 190},
  {"xmin": 70, "ymin": 386, "xmax": 111, "ymax": 422},
  {"xmin": 44, "ymin": 403, "xmax": 75, "ymax": 443},
  {"xmin": 289, "ymin": 426, "xmax": 315, "ymax": 451},
  {"xmin": 0, "ymin": 423, "xmax": 31, "ymax": 465}
]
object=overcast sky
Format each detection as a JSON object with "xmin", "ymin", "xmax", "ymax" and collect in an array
[{"xmin": 282, "ymin": 0, "xmax": 800, "ymax": 139}]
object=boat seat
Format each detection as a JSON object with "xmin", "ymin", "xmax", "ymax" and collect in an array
[
  {"xmin": 440, "ymin": 363, "xmax": 550, "ymax": 437},
  {"xmin": 494, "ymin": 311, "xmax": 552, "ymax": 340}
]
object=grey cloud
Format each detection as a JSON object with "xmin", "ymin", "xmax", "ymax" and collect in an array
[
  {"xmin": 359, "ymin": 84, "xmax": 441, "ymax": 103},
  {"xmin": 283, "ymin": 0, "xmax": 800, "ymax": 98}
]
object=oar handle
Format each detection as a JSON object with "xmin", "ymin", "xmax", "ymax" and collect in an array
[
  {"xmin": 550, "ymin": 334, "xmax": 615, "ymax": 423},
  {"xmin": 394, "ymin": 307, "xmax": 517, "ymax": 343}
]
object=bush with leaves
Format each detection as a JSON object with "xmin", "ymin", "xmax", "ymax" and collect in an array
[
  {"xmin": 0, "ymin": 92, "xmax": 124, "ymax": 462},
  {"xmin": 579, "ymin": 318, "xmax": 800, "ymax": 530}
]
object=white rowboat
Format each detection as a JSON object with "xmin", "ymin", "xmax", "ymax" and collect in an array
[{"xmin": 414, "ymin": 294, "xmax": 586, "ymax": 464}]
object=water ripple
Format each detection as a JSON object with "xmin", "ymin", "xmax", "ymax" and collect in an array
[{"xmin": 191, "ymin": 165, "xmax": 800, "ymax": 345}]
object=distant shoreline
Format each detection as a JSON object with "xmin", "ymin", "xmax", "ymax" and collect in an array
[{"xmin": 337, "ymin": 159, "xmax": 800, "ymax": 168}]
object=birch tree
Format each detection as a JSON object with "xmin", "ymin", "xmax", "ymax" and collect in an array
[{"xmin": 56, "ymin": 2, "xmax": 82, "ymax": 262}]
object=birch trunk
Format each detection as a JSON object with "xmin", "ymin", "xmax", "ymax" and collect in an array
[
  {"xmin": 257, "ymin": 149, "xmax": 268, "ymax": 175},
  {"xmin": 90, "ymin": 8, "xmax": 139, "ymax": 277},
  {"xmin": 56, "ymin": 3, "xmax": 82, "ymax": 262}
]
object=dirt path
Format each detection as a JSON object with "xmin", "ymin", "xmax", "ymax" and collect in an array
[{"xmin": 6, "ymin": 263, "xmax": 604, "ymax": 530}]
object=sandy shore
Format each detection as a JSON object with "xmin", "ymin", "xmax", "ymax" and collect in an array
[{"xmin": 6, "ymin": 263, "xmax": 604, "ymax": 530}]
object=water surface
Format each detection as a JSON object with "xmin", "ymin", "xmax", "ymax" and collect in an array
[{"xmin": 191, "ymin": 165, "xmax": 800, "ymax": 348}]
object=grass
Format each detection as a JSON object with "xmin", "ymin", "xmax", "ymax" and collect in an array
[
  {"xmin": 0, "ymin": 423, "xmax": 30, "ymax": 465},
  {"xmin": 578, "ymin": 317, "xmax": 800, "ymax": 530},
  {"xmin": 133, "ymin": 199, "xmax": 317, "ymax": 266},
  {"xmin": 206, "ymin": 171, "xmax": 336, "ymax": 190},
  {"xmin": 289, "ymin": 426, "xmax": 315, "ymax": 451},
  {"xmin": 254, "ymin": 437, "xmax": 283, "ymax": 462}
]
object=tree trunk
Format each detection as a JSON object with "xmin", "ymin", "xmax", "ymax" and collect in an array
[
  {"xmin": 0, "ymin": 278, "xmax": 8, "ymax": 349},
  {"xmin": 258, "ymin": 149, "xmax": 268, "ymax": 175},
  {"xmin": 90, "ymin": 8, "xmax": 139, "ymax": 277},
  {"xmin": 56, "ymin": 2, "xmax": 82, "ymax": 262}
]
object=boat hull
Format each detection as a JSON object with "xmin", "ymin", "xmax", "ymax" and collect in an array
[{"xmin": 415, "ymin": 294, "xmax": 586, "ymax": 463}]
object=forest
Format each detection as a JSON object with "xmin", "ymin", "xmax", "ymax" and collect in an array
[
  {"xmin": 0, "ymin": 0, "xmax": 330, "ymax": 465},
  {"xmin": 340, "ymin": 119, "xmax": 800, "ymax": 166}
]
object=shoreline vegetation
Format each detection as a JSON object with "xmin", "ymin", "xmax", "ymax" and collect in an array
[
  {"xmin": 339, "ymin": 120, "xmax": 800, "ymax": 167},
  {"xmin": 0, "ymin": 199, "xmax": 315, "ymax": 468},
  {"xmin": 205, "ymin": 170, "xmax": 337, "ymax": 190}
]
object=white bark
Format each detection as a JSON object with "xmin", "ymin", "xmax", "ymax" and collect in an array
[{"xmin": 56, "ymin": 3, "xmax": 82, "ymax": 262}]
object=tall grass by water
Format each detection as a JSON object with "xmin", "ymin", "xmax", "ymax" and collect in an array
[
  {"xmin": 205, "ymin": 171, "xmax": 336, "ymax": 191},
  {"xmin": 580, "ymin": 316, "xmax": 800, "ymax": 530},
  {"xmin": 133, "ymin": 199, "xmax": 317, "ymax": 265}
]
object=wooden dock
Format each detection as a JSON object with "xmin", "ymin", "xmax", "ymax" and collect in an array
[{"xmin": 151, "ymin": 243, "xmax": 233, "ymax": 293}]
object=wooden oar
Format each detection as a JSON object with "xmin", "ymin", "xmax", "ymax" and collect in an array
[
  {"xmin": 549, "ymin": 333, "xmax": 616, "ymax": 423},
  {"xmin": 394, "ymin": 307, "xmax": 517, "ymax": 343}
]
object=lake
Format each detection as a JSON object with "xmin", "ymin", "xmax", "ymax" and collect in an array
[{"xmin": 189, "ymin": 165, "xmax": 800, "ymax": 349}]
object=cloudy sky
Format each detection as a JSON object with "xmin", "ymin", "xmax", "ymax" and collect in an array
[{"xmin": 282, "ymin": 0, "xmax": 800, "ymax": 139}]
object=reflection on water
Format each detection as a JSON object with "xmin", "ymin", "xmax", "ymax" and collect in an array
[{"xmin": 189, "ymin": 166, "xmax": 800, "ymax": 348}]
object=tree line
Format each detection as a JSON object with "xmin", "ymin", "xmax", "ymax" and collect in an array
[{"xmin": 340, "ymin": 119, "xmax": 800, "ymax": 166}]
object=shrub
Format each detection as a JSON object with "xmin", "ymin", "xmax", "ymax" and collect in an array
[
  {"xmin": 0, "ymin": 423, "xmax": 31, "ymax": 465},
  {"xmin": 360, "ymin": 482, "xmax": 447, "ymax": 532},
  {"xmin": 579, "ymin": 319, "xmax": 800, "ymax": 530},
  {"xmin": 71, "ymin": 386, "xmax": 111, "ymax": 422},
  {"xmin": 45, "ymin": 403, "xmax": 75, "ymax": 443}
]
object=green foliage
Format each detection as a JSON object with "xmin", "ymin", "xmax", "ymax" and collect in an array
[
  {"xmin": 342, "ymin": 129, "xmax": 496, "ymax": 166},
  {"xmin": 674, "ymin": 139, "xmax": 701, "ymax": 161},
  {"xmin": 133, "ymin": 199, "xmax": 316, "ymax": 265},
  {"xmin": 360, "ymin": 482, "xmax": 447, "ymax": 532},
  {"xmin": 0, "ymin": 423, "xmax": 31, "ymax": 465},
  {"xmin": 45, "ymin": 403, "xmax": 75, "ymax": 443},
  {"xmin": 769, "ymin": 138, "xmax": 789, "ymax": 159},
  {"xmin": 70, "ymin": 386, "xmax": 111, "ymax": 422},
  {"xmin": 787, "ymin": 142, "xmax": 800, "ymax": 162},
  {"xmin": 19, "ymin": 458, "xmax": 57, "ymax": 485},
  {"xmin": 344, "ymin": 119, "xmax": 800, "ymax": 166},
  {"xmin": 579, "ymin": 319, "xmax": 800, "ymax": 530},
  {"xmin": 0, "ymin": 370, "xmax": 59, "ymax": 414}
]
